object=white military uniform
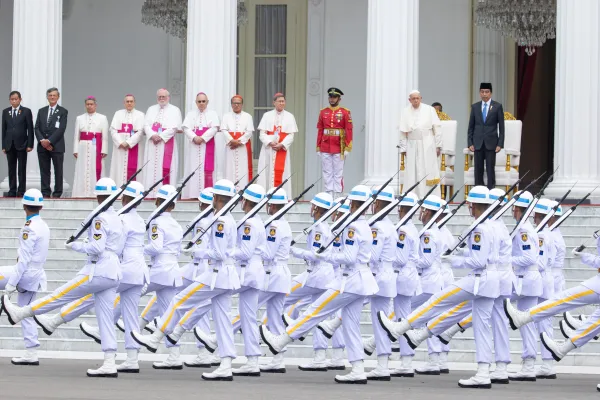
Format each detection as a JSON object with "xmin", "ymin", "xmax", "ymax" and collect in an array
[
  {"xmin": 220, "ymin": 111, "xmax": 254, "ymax": 190},
  {"xmin": 72, "ymin": 113, "xmax": 110, "ymax": 197},
  {"xmin": 536, "ymin": 225, "xmax": 556, "ymax": 363},
  {"xmin": 551, "ymin": 227, "xmax": 566, "ymax": 293},
  {"xmin": 109, "ymin": 109, "xmax": 145, "ymax": 187}
]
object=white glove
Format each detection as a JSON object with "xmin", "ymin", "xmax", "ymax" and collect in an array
[
  {"xmin": 344, "ymin": 151, "xmax": 349, "ymax": 157},
  {"xmin": 181, "ymin": 243, "xmax": 193, "ymax": 254},
  {"xmin": 572, "ymin": 247, "xmax": 582, "ymax": 257},
  {"xmin": 453, "ymin": 247, "xmax": 465, "ymax": 256},
  {"xmin": 441, "ymin": 254, "xmax": 453, "ymax": 261},
  {"xmin": 83, "ymin": 237, "xmax": 89, "ymax": 244},
  {"xmin": 4, "ymin": 284, "xmax": 16, "ymax": 296},
  {"xmin": 65, "ymin": 241, "xmax": 74, "ymax": 250}
]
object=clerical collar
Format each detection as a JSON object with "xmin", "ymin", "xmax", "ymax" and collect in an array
[{"xmin": 26, "ymin": 214, "xmax": 39, "ymax": 221}]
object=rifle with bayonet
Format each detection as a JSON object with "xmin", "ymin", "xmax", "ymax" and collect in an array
[
  {"xmin": 420, "ymin": 185, "xmax": 463, "ymax": 234},
  {"xmin": 237, "ymin": 174, "xmax": 294, "ymax": 229},
  {"xmin": 490, "ymin": 170, "xmax": 540, "ymax": 221},
  {"xmin": 535, "ymin": 182, "xmax": 577, "ymax": 233},
  {"xmin": 393, "ymin": 178, "xmax": 439, "ymax": 231},
  {"xmin": 118, "ymin": 175, "xmax": 167, "ymax": 216},
  {"xmin": 264, "ymin": 178, "xmax": 321, "ymax": 227},
  {"xmin": 556, "ymin": 186, "xmax": 600, "ymax": 253}
]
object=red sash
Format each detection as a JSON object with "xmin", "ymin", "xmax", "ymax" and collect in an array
[
  {"xmin": 152, "ymin": 122, "xmax": 175, "ymax": 184},
  {"xmin": 266, "ymin": 126, "xmax": 288, "ymax": 187},
  {"xmin": 79, "ymin": 131, "xmax": 103, "ymax": 180},
  {"xmin": 229, "ymin": 132, "xmax": 253, "ymax": 180},
  {"xmin": 194, "ymin": 127, "xmax": 215, "ymax": 188},
  {"xmin": 117, "ymin": 123, "xmax": 139, "ymax": 181}
]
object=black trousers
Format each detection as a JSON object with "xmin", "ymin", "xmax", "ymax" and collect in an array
[
  {"xmin": 474, "ymin": 148, "xmax": 496, "ymax": 189},
  {"xmin": 6, "ymin": 146, "xmax": 27, "ymax": 196},
  {"xmin": 38, "ymin": 150, "xmax": 64, "ymax": 197}
]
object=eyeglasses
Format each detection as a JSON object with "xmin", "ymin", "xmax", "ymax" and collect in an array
[
  {"xmin": 231, "ymin": 102, "xmax": 242, "ymax": 105},
  {"xmin": 197, "ymin": 100, "xmax": 207, "ymax": 103}
]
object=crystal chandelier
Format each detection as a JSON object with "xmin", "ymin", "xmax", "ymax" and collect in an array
[
  {"xmin": 475, "ymin": 0, "xmax": 556, "ymax": 56},
  {"xmin": 142, "ymin": 0, "xmax": 249, "ymax": 41}
]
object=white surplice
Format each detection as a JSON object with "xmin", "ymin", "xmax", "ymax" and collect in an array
[
  {"xmin": 181, "ymin": 109, "xmax": 220, "ymax": 199},
  {"xmin": 220, "ymin": 111, "xmax": 254, "ymax": 191},
  {"xmin": 399, "ymin": 103, "xmax": 442, "ymax": 198},
  {"xmin": 109, "ymin": 109, "xmax": 145, "ymax": 188},
  {"xmin": 257, "ymin": 109, "xmax": 297, "ymax": 197},
  {"xmin": 72, "ymin": 112, "xmax": 109, "ymax": 198},
  {"xmin": 142, "ymin": 103, "xmax": 182, "ymax": 196}
]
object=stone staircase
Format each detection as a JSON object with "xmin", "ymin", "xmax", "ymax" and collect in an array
[{"xmin": 0, "ymin": 197, "xmax": 599, "ymax": 366}]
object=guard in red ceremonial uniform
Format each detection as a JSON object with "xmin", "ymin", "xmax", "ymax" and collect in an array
[{"xmin": 317, "ymin": 88, "xmax": 353, "ymax": 198}]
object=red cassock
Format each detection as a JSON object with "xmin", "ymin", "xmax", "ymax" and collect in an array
[{"xmin": 316, "ymin": 106, "xmax": 353, "ymax": 157}]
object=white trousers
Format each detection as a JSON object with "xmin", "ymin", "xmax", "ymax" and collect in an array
[
  {"xmin": 19, "ymin": 291, "xmax": 39, "ymax": 349},
  {"xmin": 370, "ymin": 295, "xmax": 392, "ymax": 356},
  {"xmin": 393, "ymin": 294, "xmax": 414, "ymax": 357},
  {"xmin": 536, "ymin": 296, "xmax": 554, "ymax": 361},
  {"xmin": 284, "ymin": 285, "xmax": 328, "ymax": 350},
  {"xmin": 30, "ymin": 275, "xmax": 118, "ymax": 352},
  {"xmin": 570, "ymin": 307, "xmax": 600, "ymax": 347},
  {"xmin": 321, "ymin": 153, "xmax": 344, "ymax": 193},
  {"xmin": 412, "ymin": 293, "xmax": 443, "ymax": 354},
  {"xmin": 530, "ymin": 285, "xmax": 600, "ymax": 322},
  {"xmin": 146, "ymin": 282, "xmax": 180, "ymax": 349},
  {"xmin": 233, "ymin": 286, "xmax": 261, "ymax": 357},
  {"xmin": 178, "ymin": 300, "xmax": 211, "ymax": 350},
  {"xmin": 508, "ymin": 295, "xmax": 540, "ymax": 360}
]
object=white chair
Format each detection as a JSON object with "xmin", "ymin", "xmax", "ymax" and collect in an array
[
  {"xmin": 463, "ymin": 118, "xmax": 522, "ymax": 195},
  {"xmin": 439, "ymin": 120, "xmax": 457, "ymax": 200}
]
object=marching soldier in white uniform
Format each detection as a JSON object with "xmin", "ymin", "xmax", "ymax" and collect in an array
[
  {"xmin": 550, "ymin": 203, "xmax": 566, "ymax": 293},
  {"xmin": 260, "ymin": 185, "xmax": 378, "ymax": 384},
  {"xmin": 3, "ymin": 178, "xmax": 124, "ymax": 378},
  {"xmin": 0, "ymin": 189, "xmax": 48, "ymax": 366}
]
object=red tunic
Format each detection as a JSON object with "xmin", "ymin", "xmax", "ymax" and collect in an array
[{"xmin": 316, "ymin": 106, "xmax": 353, "ymax": 156}]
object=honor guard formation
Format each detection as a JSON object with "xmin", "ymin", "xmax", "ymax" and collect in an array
[{"xmin": 2, "ymin": 166, "xmax": 600, "ymax": 392}]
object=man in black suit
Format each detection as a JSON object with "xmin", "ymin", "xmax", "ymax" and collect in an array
[
  {"xmin": 2, "ymin": 91, "xmax": 34, "ymax": 197},
  {"xmin": 468, "ymin": 82, "xmax": 505, "ymax": 189},
  {"xmin": 35, "ymin": 87, "xmax": 68, "ymax": 198}
]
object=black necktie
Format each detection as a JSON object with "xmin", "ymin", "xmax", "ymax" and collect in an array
[
  {"xmin": 47, "ymin": 108, "xmax": 53, "ymax": 124},
  {"xmin": 12, "ymin": 109, "xmax": 16, "ymax": 119}
]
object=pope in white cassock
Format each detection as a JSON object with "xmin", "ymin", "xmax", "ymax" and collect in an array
[
  {"xmin": 257, "ymin": 93, "xmax": 297, "ymax": 197},
  {"xmin": 399, "ymin": 90, "xmax": 442, "ymax": 198},
  {"xmin": 72, "ymin": 96, "xmax": 109, "ymax": 198},
  {"xmin": 109, "ymin": 94, "xmax": 145, "ymax": 187},
  {"xmin": 142, "ymin": 88, "xmax": 182, "ymax": 196},
  {"xmin": 220, "ymin": 95, "xmax": 254, "ymax": 191},
  {"xmin": 181, "ymin": 92, "xmax": 220, "ymax": 199}
]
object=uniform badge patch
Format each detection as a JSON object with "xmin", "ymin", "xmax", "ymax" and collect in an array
[
  {"xmin": 372, "ymin": 230, "xmax": 378, "ymax": 239},
  {"xmin": 244, "ymin": 226, "xmax": 251, "ymax": 235},
  {"xmin": 94, "ymin": 221, "xmax": 101, "ymax": 230},
  {"xmin": 539, "ymin": 239, "xmax": 544, "ymax": 247},
  {"xmin": 521, "ymin": 233, "xmax": 528, "ymax": 242},
  {"xmin": 348, "ymin": 229, "xmax": 355, "ymax": 239},
  {"xmin": 93, "ymin": 233, "xmax": 102, "ymax": 240},
  {"xmin": 399, "ymin": 233, "xmax": 406, "ymax": 241},
  {"xmin": 22, "ymin": 232, "xmax": 28, "ymax": 240},
  {"xmin": 151, "ymin": 233, "xmax": 158, "ymax": 240},
  {"xmin": 152, "ymin": 225, "xmax": 158, "ymax": 233},
  {"xmin": 269, "ymin": 228, "xmax": 276, "ymax": 237},
  {"xmin": 424, "ymin": 236, "xmax": 430, "ymax": 244},
  {"xmin": 217, "ymin": 223, "xmax": 224, "ymax": 232},
  {"xmin": 25, "ymin": 220, "xmax": 31, "ymax": 227},
  {"xmin": 195, "ymin": 238, "xmax": 202, "ymax": 245},
  {"xmin": 315, "ymin": 233, "xmax": 321, "ymax": 242},
  {"xmin": 474, "ymin": 233, "xmax": 481, "ymax": 243}
]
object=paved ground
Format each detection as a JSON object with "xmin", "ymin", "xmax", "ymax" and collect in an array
[{"xmin": 0, "ymin": 360, "xmax": 598, "ymax": 400}]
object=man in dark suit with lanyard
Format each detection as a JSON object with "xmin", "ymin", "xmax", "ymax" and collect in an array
[
  {"xmin": 35, "ymin": 87, "xmax": 68, "ymax": 198},
  {"xmin": 2, "ymin": 91, "xmax": 34, "ymax": 197},
  {"xmin": 468, "ymin": 82, "xmax": 505, "ymax": 189}
]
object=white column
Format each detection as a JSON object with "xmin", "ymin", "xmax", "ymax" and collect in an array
[
  {"xmin": 1, "ymin": 0, "xmax": 69, "ymax": 193},
  {"xmin": 362, "ymin": 0, "xmax": 418, "ymax": 191},
  {"xmin": 545, "ymin": 0, "xmax": 600, "ymax": 202},
  {"xmin": 473, "ymin": 26, "xmax": 506, "ymax": 106},
  {"xmin": 185, "ymin": 0, "xmax": 237, "ymax": 182}
]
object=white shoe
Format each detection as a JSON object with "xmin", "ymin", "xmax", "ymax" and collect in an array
[
  {"xmin": 377, "ymin": 312, "xmax": 410, "ymax": 341},
  {"xmin": 490, "ymin": 361, "xmax": 509, "ymax": 384},
  {"xmin": 117, "ymin": 349, "xmax": 140, "ymax": 373},
  {"xmin": 115, "ymin": 319, "xmax": 125, "ymax": 333},
  {"xmin": 232, "ymin": 356, "xmax": 260, "ymax": 377},
  {"xmin": 504, "ymin": 298, "xmax": 532, "ymax": 329},
  {"xmin": 281, "ymin": 313, "xmax": 296, "ymax": 328},
  {"xmin": 194, "ymin": 327, "xmax": 218, "ymax": 353},
  {"xmin": 259, "ymin": 325, "xmax": 293, "ymax": 355},
  {"xmin": 184, "ymin": 347, "xmax": 218, "ymax": 368},
  {"xmin": 11, "ymin": 348, "xmax": 39, "ymax": 366},
  {"xmin": 167, "ymin": 325, "xmax": 186, "ymax": 345},
  {"xmin": 80, "ymin": 322, "xmax": 101, "ymax": 345},
  {"xmin": 131, "ymin": 329, "xmax": 164, "ymax": 353},
  {"xmin": 404, "ymin": 328, "xmax": 430, "ymax": 350},
  {"xmin": 508, "ymin": 358, "xmax": 536, "ymax": 381},
  {"xmin": 535, "ymin": 359, "xmax": 557, "ymax": 379},
  {"xmin": 87, "ymin": 352, "xmax": 118, "ymax": 378},
  {"xmin": 541, "ymin": 332, "xmax": 576, "ymax": 362},
  {"xmin": 139, "ymin": 317, "xmax": 150, "ymax": 332},
  {"xmin": 391, "ymin": 356, "xmax": 414, "ymax": 378},
  {"xmin": 564, "ymin": 311, "xmax": 585, "ymax": 330},
  {"xmin": 438, "ymin": 323, "xmax": 464, "ymax": 345},
  {"xmin": 439, "ymin": 352, "xmax": 450, "ymax": 374},
  {"xmin": 458, "ymin": 362, "xmax": 492, "ymax": 389},
  {"xmin": 2, "ymin": 295, "xmax": 33, "ymax": 325},
  {"xmin": 202, "ymin": 357, "xmax": 233, "ymax": 381},
  {"xmin": 145, "ymin": 318, "xmax": 158, "ymax": 334},
  {"xmin": 153, "ymin": 346, "xmax": 183, "ymax": 370},
  {"xmin": 416, "ymin": 353, "xmax": 441, "ymax": 375},
  {"xmin": 334, "ymin": 360, "xmax": 367, "ymax": 384},
  {"xmin": 559, "ymin": 320, "xmax": 576, "ymax": 339},
  {"xmin": 317, "ymin": 317, "xmax": 342, "ymax": 339},
  {"xmin": 326, "ymin": 348, "xmax": 346, "ymax": 370},
  {"xmin": 362, "ymin": 336, "xmax": 376, "ymax": 356},
  {"xmin": 366, "ymin": 355, "xmax": 391, "ymax": 381},
  {"xmin": 33, "ymin": 314, "xmax": 64, "ymax": 336},
  {"xmin": 299, "ymin": 349, "xmax": 328, "ymax": 372},
  {"xmin": 260, "ymin": 353, "xmax": 286, "ymax": 373}
]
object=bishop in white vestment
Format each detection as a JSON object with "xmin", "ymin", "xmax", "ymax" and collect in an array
[
  {"xmin": 109, "ymin": 94, "xmax": 145, "ymax": 188},
  {"xmin": 181, "ymin": 92, "xmax": 220, "ymax": 199},
  {"xmin": 220, "ymin": 95, "xmax": 254, "ymax": 191},
  {"xmin": 142, "ymin": 89, "xmax": 182, "ymax": 197},
  {"xmin": 399, "ymin": 90, "xmax": 442, "ymax": 198},
  {"xmin": 72, "ymin": 96, "xmax": 109, "ymax": 198},
  {"xmin": 257, "ymin": 93, "xmax": 297, "ymax": 197}
]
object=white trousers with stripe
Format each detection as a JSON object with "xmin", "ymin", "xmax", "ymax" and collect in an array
[
  {"xmin": 393, "ymin": 294, "xmax": 415, "ymax": 357},
  {"xmin": 411, "ymin": 293, "xmax": 443, "ymax": 355},
  {"xmin": 284, "ymin": 285, "xmax": 328, "ymax": 350},
  {"xmin": 321, "ymin": 153, "xmax": 344, "ymax": 193},
  {"xmin": 530, "ymin": 285, "xmax": 600, "ymax": 322},
  {"xmin": 570, "ymin": 307, "xmax": 600, "ymax": 347}
]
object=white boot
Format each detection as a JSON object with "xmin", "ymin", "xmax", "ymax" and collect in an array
[
  {"xmin": 2, "ymin": 295, "xmax": 33, "ymax": 325},
  {"xmin": 87, "ymin": 352, "xmax": 118, "ymax": 378},
  {"xmin": 202, "ymin": 356, "xmax": 233, "ymax": 381},
  {"xmin": 439, "ymin": 351, "xmax": 450, "ymax": 374},
  {"xmin": 334, "ymin": 360, "xmax": 367, "ymax": 384},
  {"xmin": 404, "ymin": 328, "xmax": 430, "ymax": 349},
  {"xmin": 166, "ymin": 324, "xmax": 186, "ymax": 345},
  {"xmin": 317, "ymin": 317, "xmax": 342, "ymax": 339},
  {"xmin": 541, "ymin": 332, "xmax": 576, "ymax": 362},
  {"xmin": 326, "ymin": 348, "xmax": 346, "ymax": 370},
  {"xmin": 391, "ymin": 355, "xmax": 414, "ymax": 378},
  {"xmin": 389, "ymin": 342, "xmax": 400, "ymax": 361},
  {"xmin": 490, "ymin": 361, "xmax": 509, "ymax": 384},
  {"xmin": 131, "ymin": 328, "xmax": 165, "ymax": 353},
  {"xmin": 508, "ymin": 358, "xmax": 536, "ymax": 381},
  {"xmin": 33, "ymin": 314, "xmax": 64, "ymax": 336},
  {"xmin": 536, "ymin": 359, "xmax": 557, "ymax": 379},
  {"xmin": 366, "ymin": 355, "xmax": 391, "ymax": 381},
  {"xmin": 194, "ymin": 327, "xmax": 218, "ymax": 353},
  {"xmin": 80, "ymin": 322, "xmax": 101, "ymax": 345},
  {"xmin": 139, "ymin": 317, "xmax": 150, "ymax": 332},
  {"xmin": 184, "ymin": 347, "xmax": 216, "ymax": 368},
  {"xmin": 11, "ymin": 348, "xmax": 39, "ymax": 366},
  {"xmin": 259, "ymin": 325, "xmax": 293, "ymax": 355},
  {"xmin": 438, "ymin": 323, "xmax": 464, "ymax": 345},
  {"xmin": 563, "ymin": 311, "xmax": 585, "ymax": 330},
  {"xmin": 117, "ymin": 349, "xmax": 140, "ymax": 373},
  {"xmin": 504, "ymin": 298, "xmax": 533, "ymax": 329},
  {"xmin": 145, "ymin": 318, "xmax": 158, "ymax": 334},
  {"xmin": 458, "ymin": 362, "xmax": 492, "ymax": 389},
  {"xmin": 415, "ymin": 352, "xmax": 441, "ymax": 375},
  {"xmin": 377, "ymin": 312, "xmax": 410, "ymax": 341},
  {"xmin": 362, "ymin": 336, "xmax": 376, "ymax": 356},
  {"xmin": 153, "ymin": 346, "xmax": 183, "ymax": 370},
  {"xmin": 260, "ymin": 352, "xmax": 286, "ymax": 373},
  {"xmin": 232, "ymin": 355, "xmax": 260, "ymax": 377},
  {"xmin": 299, "ymin": 349, "xmax": 328, "ymax": 371}
]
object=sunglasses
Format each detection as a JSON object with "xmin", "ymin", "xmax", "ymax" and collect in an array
[{"xmin": 197, "ymin": 100, "xmax": 207, "ymax": 103}]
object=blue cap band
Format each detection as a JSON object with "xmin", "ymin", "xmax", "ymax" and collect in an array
[
  {"xmin": 515, "ymin": 197, "xmax": 530, "ymax": 205},
  {"xmin": 23, "ymin": 195, "xmax": 43, "ymax": 202},
  {"xmin": 535, "ymin": 203, "xmax": 549, "ymax": 211},
  {"xmin": 214, "ymin": 184, "xmax": 234, "ymax": 193},
  {"xmin": 95, "ymin": 185, "xmax": 117, "ymax": 191},
  {"xmin": 400, "ymin": 197, "xmax": 415, "ymax": 204},
  {"xmin": 313, "ymin": 196, "xmax": 331, "ymax": 207},
  {"xmin": 423, "ymin": 199, "xmax": 441, "ymax": 208},
  {"xmin": 468, "ymin": 192, "xmax": 487, "ymax": 199},
  {"xmin": 350, "ymin": 190, "xmax": 367, "ymax": 197},
  {"xmin": 341, "ymin": 204, "xmax": 350, "ymax": 211},
  {"xmin": 271, "ymin": 194, "xmax": 286, "ymax": 200},
  {"xmin": 373, "ymin": 190, "xmax": 393, "ymax": 198},
  {"xmin": 244, "ymin": 188, "xmax": 263, "ymax": 200},
  {"xmin": 158, "ymin": 188, "xmax": 170, "ymax": 196},
  {"xmin": 200, "ymin": 193, "xmax": 213, "ymax": 201},
  {"xmin": 489, "ymin": 194, "xmax": 507, "ymax": 203},
  {"xmin": 125, "ymin": 186, "xmax": 137, "ymax": 194}
]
